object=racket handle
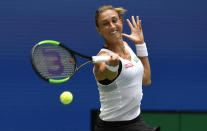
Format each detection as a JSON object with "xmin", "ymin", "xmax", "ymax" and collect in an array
[{"xmin": 92, "ymin": 56, "xmax": 110, "ymax": 63}]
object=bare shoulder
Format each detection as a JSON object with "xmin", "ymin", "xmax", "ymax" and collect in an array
[{"xmin": 123, "ymin": 41, "xmax": 130, "ymax": 47}]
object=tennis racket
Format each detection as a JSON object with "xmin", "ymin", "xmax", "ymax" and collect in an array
[{"xmin": 30, "ymin": 40, "xmax": 109, "ymax": 84}]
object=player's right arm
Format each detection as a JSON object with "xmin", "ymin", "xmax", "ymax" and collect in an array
[{"xmin": 94, "ymin": 52, "xmax": 120, "ymax": 81}]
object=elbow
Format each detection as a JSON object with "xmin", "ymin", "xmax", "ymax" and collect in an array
[
  {"xmin": 143, "ymin": 79, "xmax": 151, "ymax": 86},
  {"xmin": 142, "ymin": 73, "xmax": 151, "ymax": 86},
  {"xmin": 142, "ymin": 69, "xmax": 151, "ymax": 86}
]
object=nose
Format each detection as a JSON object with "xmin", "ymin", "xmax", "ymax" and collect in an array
[{"xmin": 110, "ymin": 22, "xmax": 115, "ymax": 28}]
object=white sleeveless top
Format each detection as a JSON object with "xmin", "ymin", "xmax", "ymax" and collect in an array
[{"xmin": 94, "ymin": 44, "xmax": 144, "ymax": 121}]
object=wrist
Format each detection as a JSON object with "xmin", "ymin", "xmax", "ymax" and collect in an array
[
  {"xmin": 134, "ymin": 40, "xmax": 145, "ymax": 45},
  {"xmin": 105, "ymin": 64, "xmax": 119, "ymax": 72},
  {"xmin": 135, "ymin": 42, "xmax": 148, "ymax": 57}
]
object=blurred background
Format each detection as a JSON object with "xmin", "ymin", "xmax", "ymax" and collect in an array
[{"xmin": 0, "ymin": 0, "xmax": 207, "ymax": 131}]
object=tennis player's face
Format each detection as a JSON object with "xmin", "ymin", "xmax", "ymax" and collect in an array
[{"xmin": 97, "ymin": 10, "xmax": 123, "ymax": 42}]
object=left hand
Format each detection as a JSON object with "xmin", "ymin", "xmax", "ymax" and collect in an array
[{"xmin": 122, "ymin": 16, "xmax": 144, "ymax": 44}]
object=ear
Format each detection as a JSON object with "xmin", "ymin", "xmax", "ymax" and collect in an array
[{"xmin": 120, "ymin": 17, "xmax": 124, "ymax": 24}]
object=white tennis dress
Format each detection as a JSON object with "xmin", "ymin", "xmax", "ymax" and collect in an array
[{"xmin": 94, "ymin": 44, "xmax": 144, "ymax": 121}]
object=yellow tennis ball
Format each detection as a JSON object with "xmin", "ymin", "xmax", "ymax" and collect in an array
[{"xmin": 60, "ymin": 91, "xmax": 73, "ymax": 105}]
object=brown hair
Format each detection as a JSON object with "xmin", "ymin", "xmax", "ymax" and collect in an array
[{"xmin": 95, "ymin": 5, "xmax": 127, "ymax": 27}]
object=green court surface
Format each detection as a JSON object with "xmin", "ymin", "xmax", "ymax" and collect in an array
[{"xmin": 141, "ymin": 111, "xmax": 207, "ymax": 131}]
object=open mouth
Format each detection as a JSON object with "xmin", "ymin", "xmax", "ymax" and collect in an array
[{"xmin": 110, "ymin": 30, "xmax": 118, "ymax": 35}]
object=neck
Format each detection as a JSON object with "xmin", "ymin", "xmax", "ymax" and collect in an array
[{"xmin": 104, "ymin": 38, "xmax": 125, "ymax": 52}]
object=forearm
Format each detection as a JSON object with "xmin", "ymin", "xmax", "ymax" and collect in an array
[
  {"xmin": 94, "ymin": 53, "xmax": 120, "ymax": 81},
  {"xmin": 135, "ymin": 42, "xmax": 151, "ymax": 86},
  {"xmin": 139, "ymin": 57, "xmax": 151, "ymax": 86}
]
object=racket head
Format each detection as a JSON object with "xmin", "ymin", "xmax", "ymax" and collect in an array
[{"xmin": 30, "ymin": 40, "xmax": 77, "ymax": 83}]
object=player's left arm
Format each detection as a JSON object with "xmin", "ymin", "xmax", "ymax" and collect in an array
[
  {"xmin": 139, "ymin": 57, "xmax": 151, "ymax": 86},
  {"xmin": 122, "ymin": 16, "xmax": 151, "ymax": 86}
]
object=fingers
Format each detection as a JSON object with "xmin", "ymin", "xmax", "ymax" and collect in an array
[
  {"xmin": 106, "ymin": 54, "xmax": 119, "ymax": 66},
  {"xmin": 126, "ymin": 18, "xmax": 133, "ymax": 29},
  {"xmin": 123, "ymin": 16, "xmax": 144, "ymax": 44},
  {"xmin": 139, "ymin": 20, "xmax": 142, "ymax": 30},
  {"xmin": 126, "ymin": 16, "xmax": 142, "ymax": 29},
  {"xmin": 122, "ymin": 33, "xmax": 130, "ymax": 39},
  {"xmin": 136, "ymin": 16, "xmax": 139, "ymax": 25},
  {"xmin": 136, "ymin": 16, "xmax": 141, "ymax": 28},
  {"xmin": 137, "ymin": 16, "xmax": 142, "ymax": 30},
  {"xmin": 132, "ymin": 16, "xmax": 137, "ymax": 27}
]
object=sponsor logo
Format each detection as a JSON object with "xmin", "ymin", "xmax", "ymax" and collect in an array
[
  {"xmin": 133, "ymin": 57, "xmax": 139, "ymax": 63},
  {"xmin": 125, "ymin": 63, "xmax": 134, "ymax": 68}
]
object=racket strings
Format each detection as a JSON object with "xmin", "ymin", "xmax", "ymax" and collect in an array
[{"xmin": 32, "ymin": 44, "xmax": 75, "ymax": 80}]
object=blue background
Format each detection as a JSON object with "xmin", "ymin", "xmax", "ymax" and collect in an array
[{"xmin": 0, "ymin": 0, "xmax": 207, "ymax": 130}]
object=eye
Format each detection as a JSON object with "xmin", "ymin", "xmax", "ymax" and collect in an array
[
  {"xmin": 101, "ymin": 20, "xmax": 109, "ymax": 26},
  {"xmin": 103, "ymin": 22, "xmax": 109, "ymax": 26},
  {"xmin": 112, "ymin": 17, "xmax": 118, "ymax": 23}
]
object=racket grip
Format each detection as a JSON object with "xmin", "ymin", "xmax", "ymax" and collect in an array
[{"xmin": 92, "ymin": 56, "xmax": 110, "ymax": 63}]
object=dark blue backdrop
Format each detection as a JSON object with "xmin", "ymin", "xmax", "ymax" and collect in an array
[{"xmin": 0, "ymin": 0, "xmax": 207, "ymax": 130}]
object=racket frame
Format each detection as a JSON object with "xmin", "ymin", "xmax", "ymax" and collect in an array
[{"xmin": 31, "ymin": 40, "xmax": 93, "ymax": 84}]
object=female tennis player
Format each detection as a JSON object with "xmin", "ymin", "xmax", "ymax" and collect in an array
[{"xmin": 93, "ymin": 5, "xmax": 160, "ymax": 131}]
